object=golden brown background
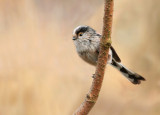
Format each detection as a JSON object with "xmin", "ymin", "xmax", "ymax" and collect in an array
[{"xmin": 0, "ymin": 0, "xmax": 160, "ymax": 115}]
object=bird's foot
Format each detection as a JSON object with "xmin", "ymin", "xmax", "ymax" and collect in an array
[{"xmin": 92, "ymin": 74, "xmax": 96, "ymax": 78}]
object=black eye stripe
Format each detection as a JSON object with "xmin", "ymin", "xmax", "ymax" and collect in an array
[{"xmin": 76, "ymin": 27, "xmax": 88, "ymax": 35}]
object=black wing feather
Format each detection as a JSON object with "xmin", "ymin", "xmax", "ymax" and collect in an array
[
  {"xmin": 96, "ymin": 45, "xmax": 121, "ymax": 63},
  {"xmin": 110, "ymin": 46, "xmax": 121, "ymax": 62}
]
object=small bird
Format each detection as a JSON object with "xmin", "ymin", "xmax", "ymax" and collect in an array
[{"xmin": 72, "ymin": 25, "xmax": 145, "ymax": 84}]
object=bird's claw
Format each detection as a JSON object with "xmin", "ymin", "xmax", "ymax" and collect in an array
[{"xmin": 92, "ymin": 74, "xmax": 96, "ymax": 78}]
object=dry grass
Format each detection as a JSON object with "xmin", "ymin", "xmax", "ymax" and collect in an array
[{"xmin": 0, "ymin": 0, "xmax": 160, "ymax": 115}]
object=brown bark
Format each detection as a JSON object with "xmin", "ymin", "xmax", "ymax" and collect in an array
[{"xmin": 73, "ymin": 0, "xmax": 114, "ymax": 114}]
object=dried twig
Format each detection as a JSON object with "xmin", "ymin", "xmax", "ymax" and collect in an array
[{"xmin": 73, "ymin": 0, "xmax": 114, "ymax": 114}]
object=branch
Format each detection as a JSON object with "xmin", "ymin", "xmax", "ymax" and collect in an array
[{"xmin": 73, "ymin": 0, "xmax": 114, "ymax": 114}]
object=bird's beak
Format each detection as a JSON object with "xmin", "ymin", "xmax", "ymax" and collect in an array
[{"xmin": 72, "ymin": 36, "xmax": 77, "ymax": 40}]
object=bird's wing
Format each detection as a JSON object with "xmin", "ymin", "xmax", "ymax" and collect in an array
[
  {"xmin": 96, "ymin": 45, "xmax": 121, "ymax": 63},
  {"xmin": 110, "ymin": 46, "xmax": 121, "ymax": 62},
  {"xmin": 96, "ymin": 34, "xmax": 121, "ymax": 62}
]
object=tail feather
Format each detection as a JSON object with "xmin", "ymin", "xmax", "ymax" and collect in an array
[{"xmin": 111, "ymin": 59, "xmax": 145, "ymax": 84}]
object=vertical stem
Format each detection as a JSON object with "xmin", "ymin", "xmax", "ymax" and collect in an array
[{"xmin": 73, "ymin": 0, "xmax": 114, "ymax": 114}]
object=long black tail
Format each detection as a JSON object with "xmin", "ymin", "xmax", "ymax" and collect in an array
[{"xmin": 111, "ymin": 59, "xmax": 145, "ymax": 84}]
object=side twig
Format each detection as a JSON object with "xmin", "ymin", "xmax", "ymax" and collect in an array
[{"xmin": 73, "ymin": 0, "xmax": 114, "ymax": 114}]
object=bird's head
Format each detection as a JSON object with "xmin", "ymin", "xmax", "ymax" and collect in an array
[{"xmin": 72, "ymin": 25, "xmax": 96, "ymax": 41}]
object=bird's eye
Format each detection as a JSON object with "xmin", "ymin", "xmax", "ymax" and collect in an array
[{"xmin": 78, "ymin": 32, "xmax": 83, "ymax": 36}]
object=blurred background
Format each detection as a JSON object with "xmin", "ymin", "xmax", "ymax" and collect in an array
[{"xmin": 0, "ymin": 0, "xmax": 160, "ymax": 115}]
